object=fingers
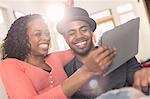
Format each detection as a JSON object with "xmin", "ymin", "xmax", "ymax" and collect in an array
[
  {"xmin": 84, "ymin": 45, "xmax": 116, "ymax": 75},
  {"xmin": 133, "ymin": 71, "xmax": 142, "ymax": 91},
  {"xmin": 94, "ymin": 45, "xmax": 111, "ymax": 56},
  {"xmin": 94, "ymin": 45, "xmax": 116, "ymax": 60},
  {"xmin": 95, "ymin": 45, "xmax": 116, "ymax": 65},
  {"xmin": 133, "ymin": 68, "xmax": 150, "ymax": 93},
  {"xmin": 92, "ymin": 45, "xmax": 116, "ymax": 73},
  {"xmin": 96, "ymin": 51, "xmax": 115, "ymax": 72},
  {"xmin": 141, "ymin": 75, "xmax": 149, "ymax": 92}
]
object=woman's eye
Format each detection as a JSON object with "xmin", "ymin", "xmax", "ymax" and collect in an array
[
  {"xmin": 34, "ymin": 32, "xmax": 42, "ymax": 36},
  {"xmin": 45, "ymin": 31, "xmax": 50, "ymax": 36}
]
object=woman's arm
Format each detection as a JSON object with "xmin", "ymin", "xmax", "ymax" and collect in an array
[
  {"xmin": 61, "ymin": 45, "xmax": 116, "ymax": 97},
  {"xmin": 0, "ymin": 59, "xmax": 67, "ymax": 99},
  {"xmin": 0, "ymin": 46, "xmax": 116, "ymax": 98},
  {"xmin": 61, "ymin": 66, "xmax": 94, "ymax": 97},
  {"xmin": 48, "ymin": 49, "xmax": 74, "ymax": 66}
]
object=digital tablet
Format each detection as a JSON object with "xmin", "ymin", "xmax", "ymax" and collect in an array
[{"xmin": 97, "ymin": 17, "xmax": 140, "ymax": 76}]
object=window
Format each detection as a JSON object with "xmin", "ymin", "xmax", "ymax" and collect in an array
[
  {"xmin": 117, "ymin": 3, "xmax": 136, "ymax": 24},
  {"xmin": 91, "ymin": 9, "xmax": 111, "ymax": 19},
  {"xmin": 13, "ymin": 11, "xmax": 25, "ymax": 19},
  {"xmin": 55, "ymin": 33, "xmax": 69, "ymax": 50},
  {"xmin": 50, "ymin": 26, "xmax": 70, "ymax": 51},
  {"xmin": 117, "ymin": 3, "xmax": 133, "ymax": 14},
  {"xmin": 0, "ymin": 7, "xmax": 8, "ymax": 59},
  {"xmin": 91, "ymin": 9, "xmax": 115, "ymax": 43},
  {"xmin": 119, "ymin": 12, "xmax": 135, "ymax": 24},
  {"xmin": 0, "ymin": 9, "xmax": 4, "ymax": 24}
]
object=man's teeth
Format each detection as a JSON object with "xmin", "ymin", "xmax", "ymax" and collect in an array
[
  {"xmin": 75, "ymin": 41, "xmax": 86, "ymax": 46},
  {"xmin": 39, "ymin": 44, "xmax": 48, "ymax": 48}
]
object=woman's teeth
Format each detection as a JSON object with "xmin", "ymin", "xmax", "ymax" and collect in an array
[{"xmin": 39, "ymin": 44, "xmax": 48, "ymax": 49}]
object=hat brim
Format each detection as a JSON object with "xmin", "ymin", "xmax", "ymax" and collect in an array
[{"xmin": 56, "ymin": 16, "xmax": 96, "ymax": 34}]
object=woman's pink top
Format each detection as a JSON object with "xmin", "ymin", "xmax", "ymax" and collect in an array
[{"xmin": 0, "ymin": 50, "xmax": 74, "ymax": 99}]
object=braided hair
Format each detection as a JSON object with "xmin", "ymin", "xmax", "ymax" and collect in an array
[{"xmin": 2, "ymin": 14, "xmax": 43, "ymax": 60}]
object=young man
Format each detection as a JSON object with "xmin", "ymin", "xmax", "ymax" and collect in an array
[{"xmin": 56, "ymin": 7, "xmax": 148, "ymax": 98}]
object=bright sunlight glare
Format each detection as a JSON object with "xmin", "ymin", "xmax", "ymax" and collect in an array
[{"xmin": 47, "ymin": 3, "xmax": 65, "ymax": 23}]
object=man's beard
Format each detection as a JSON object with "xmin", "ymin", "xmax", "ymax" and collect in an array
[
  {"xmin": 72, "ymin": 42, "xmax": 93, "ymax": 56},
  {"xmin": 73, "ymin": 48, "xmax": 91, "ymax": 56}
]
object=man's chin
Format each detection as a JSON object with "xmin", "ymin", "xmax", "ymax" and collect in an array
[{"xmin": 74, "ymin": 50, "xmax": 89, "ymax": 56}]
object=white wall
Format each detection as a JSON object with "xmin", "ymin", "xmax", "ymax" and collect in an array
[
  {"xmin": 134, "ymin": 0, "xmax": 150, "ymax": 61},
  {"xmin": 0, "ymin": 2, "xmax": 12, "ymax": 46}
]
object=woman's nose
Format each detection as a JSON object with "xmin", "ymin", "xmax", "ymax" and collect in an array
[{"xmin": 41, "ymin": 33, "xmax": 50, "ymax": 41}]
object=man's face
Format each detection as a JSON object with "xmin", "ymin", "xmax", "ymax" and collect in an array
[{"xmin": 63, "ymin": 20, "xmax": 94, "ymax": 56}]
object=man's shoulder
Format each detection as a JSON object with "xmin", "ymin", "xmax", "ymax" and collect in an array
[
  {"xmin": 64, "ymin": 57, "xmax": 78, "ymax": 77},
  {"xmin": 65, "ymin": 57, "xmax": 77, "ymax": 66}
]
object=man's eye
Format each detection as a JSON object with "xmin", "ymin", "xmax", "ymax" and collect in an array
[
  {"xmin": 81, "ymin": 28, "xmax": 88, "ymax": 32},
  {"xmin": 68, "ymin": 31, "xmax": 75, "ymax": 36}
]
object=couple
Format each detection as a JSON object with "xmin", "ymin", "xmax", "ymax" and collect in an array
[{"xmin": 0, "ymin": 7, "xmax": 149, "ymax": 99}]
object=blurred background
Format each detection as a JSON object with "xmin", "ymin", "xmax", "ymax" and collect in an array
[{"xmin": 0, "ymin": 0, "xmax": 150, "ymax": 63}]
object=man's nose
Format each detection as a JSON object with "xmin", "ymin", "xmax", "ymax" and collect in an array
[{"xmin": 76, "ymin": 30, "xmax": 83, "ymax": 38}]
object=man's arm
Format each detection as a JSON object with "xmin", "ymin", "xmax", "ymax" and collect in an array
[{"xmin": 62, "ymin": 45, "xmax": 116, "ymax": 97}]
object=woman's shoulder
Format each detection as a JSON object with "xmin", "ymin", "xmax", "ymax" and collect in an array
[
  {"xmin": 46, "ymin": 49, "xmax": 74, "ymax": 66},
  {"xmin": 1, "ymin": 58, "xmax": 20, "ymax": 63},
  {"xmin": 46, "ymin": 49, "xmax": 73, "ymax": 59},
  {"xmin": 49, "ymin": 49, "xmax": 73, "ymax": 55},
  {"xmin": 2, "ymin": 58, "xmax": 17, "ymax": 62},
  {"xmin": 1, "ymin": 58, "xmax": 25, "ymax": 69}
]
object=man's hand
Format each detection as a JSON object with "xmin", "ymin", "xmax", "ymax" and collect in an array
[
  {"xmin": 83, "ymin": 45, "xmax": 116, "ymax": 75},
  {"xmin": 133, "ymin": 68, "xmax": 150, "ymax": 93}
]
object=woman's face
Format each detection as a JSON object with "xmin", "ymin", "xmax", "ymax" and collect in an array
[{"xmin": 27, "ymin": 18, "xmax": 50, "ymax": 57}]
